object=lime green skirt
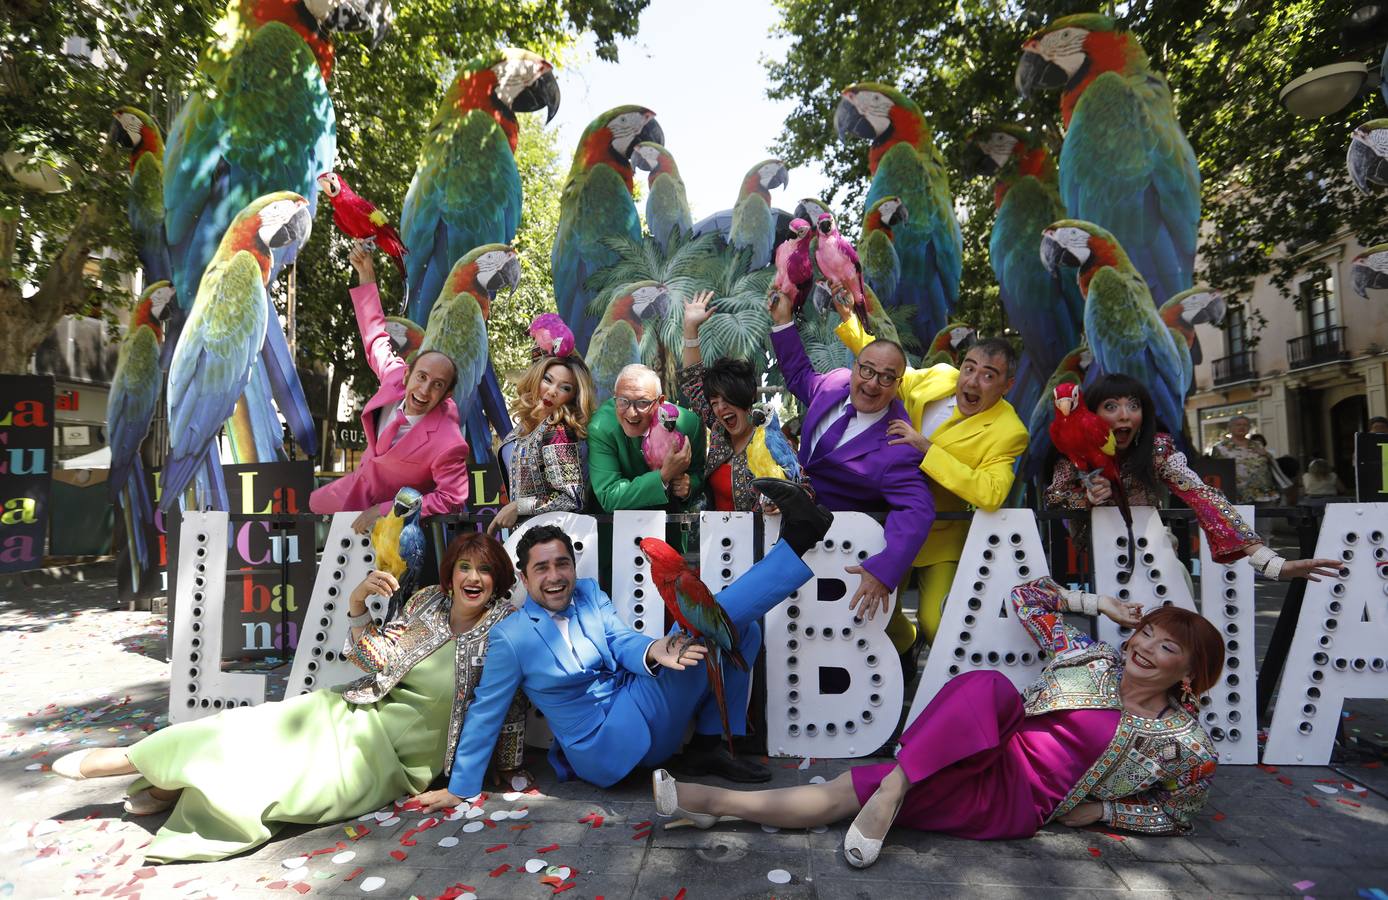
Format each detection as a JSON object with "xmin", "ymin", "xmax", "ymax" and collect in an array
[{"xmin": 128, "ymin": 640, "xmax": 456, "ymax": 862}]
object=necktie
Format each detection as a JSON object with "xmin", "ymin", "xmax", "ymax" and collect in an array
[
  {"xmin": 810, "ymin": 406, "xmax": 856, "ymax": 463},
  {"xmin": 377, "ymin": 408, "xmax": 405, "ymax": 451}
]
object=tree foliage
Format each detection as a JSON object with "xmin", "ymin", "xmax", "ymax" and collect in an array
[{"xmin": 766, "ymin": 0, "xmax": 1388, "ymax": 342}]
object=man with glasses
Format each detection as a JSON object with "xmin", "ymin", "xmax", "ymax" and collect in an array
[
  {"xmin": 588, "ymin": 364, "xmax": 706, "ymax": 514},
  {"xmin": 833, "ymin": 297, "xmax": 1028, "ymax": 681},
  {"xmin": 767, "ymin": 290, "xmax": 935, "ymax": 625}
]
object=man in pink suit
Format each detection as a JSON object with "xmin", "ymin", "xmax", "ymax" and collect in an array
[
  {"xmin": 309, "ymin": 247, "xmax": 470, "ymax": 532},
  {"xmin": 766, "ymin": 289, "xmax": 935, "ymax": 620}
]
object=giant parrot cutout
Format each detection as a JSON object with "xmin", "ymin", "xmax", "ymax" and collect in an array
[
  {"xmin": 584, "ymin": 281, "xmax": 672, "ymax": 403},
  {"xmin": 835, "ymin": 82, "xmax": 962, "ymax": 348},
  {"xmin": 1040, "ymin": 219, "xmax": 1188, "ymax": 443},
  {"xmin": 162, "ymin": 0, "xmax": 392, "ymax": 472},
  {"xmin": 727, "ymin": 159, "xmax": 789, "ymax": 271},
  {"xmin": 399, "ymin": 46, "xmax": 559, "ymax": 462},
  {"xmin": 630, "ymin": 141, "xmax": 692, "ymax": 254},
  {"xmin": 1017, "ymin": 14, "xmax": 1200, "ymax": 307},
  {"xmin": 1352, "ymin": 243, "xmax": 1388, "ymax": 298},
  {"xmin": 1348, "ymin": 119, "xmax": 1388, "ymax": 194},
  {"xmin": 161, "ymin": 193, "xmax": 314, "ymax": 512},
  {"xmin": 554, "ymin": 105, "xmax": 665, "ymax": 353}
]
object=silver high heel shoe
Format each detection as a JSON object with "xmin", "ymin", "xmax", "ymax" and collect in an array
[
  {"xmin": 52, "ymin": 748, "xmax": 98, "ymax": 780},
  {"xmin": 842, "ymin": 787, "xmax": 906, "ymax": 868},
  {"xmin": 652, "ymin": 769, "xmax": 721, "ymax": 830}
]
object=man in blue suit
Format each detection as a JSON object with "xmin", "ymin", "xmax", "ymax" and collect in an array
[{"xmin": 432, "ymin": 480, "xmax": 832, "ymax": 805}]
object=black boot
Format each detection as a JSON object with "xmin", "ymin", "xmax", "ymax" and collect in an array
[
  {"xmin": 672, "ymin": 733, "xmax": 772, "ymax": 783},
  {"xmin": 753, "ymin": 478, "xmax": 833, "ymax": 556}
]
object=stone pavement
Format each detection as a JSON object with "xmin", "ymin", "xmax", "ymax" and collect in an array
[{"xmin": 1, "ymin": 573, "xmax": 1387, "ymax": 899}]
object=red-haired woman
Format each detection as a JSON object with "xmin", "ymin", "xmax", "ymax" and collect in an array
[
  {"xmin": 52, "ymin": 532, "xmax": 527, "ymax": 862},
  {"xmin": 653, "ymin": 577, "xmax": 1231, "ymax": 867}
]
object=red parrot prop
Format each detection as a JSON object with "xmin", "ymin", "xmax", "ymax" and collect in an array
[
  {"xmin": 317, "ymin": 171, "xmax": 407, "ymax": 279},
  {"xmin": 1048, "ymin": 381, "xmax": 1135, "ymax": 572},
  {"xmin": 639, "ymin": 537, "xmax": 747, "ymax": 754}
]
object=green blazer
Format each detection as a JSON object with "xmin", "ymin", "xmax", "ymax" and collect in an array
[{"xmin": 588, "ymin": 399, "xmax": 707, "ymax": 512}]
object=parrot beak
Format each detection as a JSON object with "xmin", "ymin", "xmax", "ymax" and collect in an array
[
  {"xmin": 1352, "ymin": 257, "xmax": 1376, "ymax": 298},
  {"xmin": 1347, "ymin": 132, "xmax": 1379, "ymax": 195},
  {"xmin": 267, "ymin": 203, "xmax": 314, "ymax": 251},
  {"xmin": 482, "ymin": 252, "xmax": 523, "ymax": 299},
  {"xmin": 834, "ymin": 96, "xmax": 878, "ymax": 142},
  {"xmin": 513, "ymin": 69, "xmax": 562, "ymax": 124},
  {"xmin": 886, "ymin": 200, "xmax": 909, "ymax": 227},
  {"xmin": 1015, "ymin": 47, "xmax": 1066, "ymax": 98},
  {"xmin": 391, "ymin": 486, "xmax": 422, "ymax": 518},
  {"xmin": 965, "ymin": 142, "xmax": 1001, "ymax": 178},
  {"xmin": 1039, "ymin": 231, "xmax": 1067, "ymax": 275},
  {"xmin": 106, "ymin": 118, "xmax": 131, "ymax": 150},
  {"xmin": 1055, "ymin": 395, "xmax": 1075, "ymax": 417},
  {"xmin": 637, "ymin": 116, "xmax": 665, "ymax": 148},
  {"xmin": 766, "ymin": 163, "xmax": 790, "ymax": 191}
]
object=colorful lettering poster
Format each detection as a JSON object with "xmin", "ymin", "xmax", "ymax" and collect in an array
[{"xmin": 0, "ymin": 375, "xmax": 55, "ymax": 573}]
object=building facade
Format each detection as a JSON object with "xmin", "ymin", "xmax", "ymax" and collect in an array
[{"xmin": 1187, "ymin": 230, "xmax": 1388, "ymax": 487}]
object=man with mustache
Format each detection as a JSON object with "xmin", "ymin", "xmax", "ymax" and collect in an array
[
  {"xmin": 428, "ymin": 480, "xmax": 833, "ymax": 807},
  {"xmin": 309, "ymin": 246, "xmax": 469, "ymax": 532}
]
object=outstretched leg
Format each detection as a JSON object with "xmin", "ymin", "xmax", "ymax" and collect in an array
[{"xmin": 670, "ymin": 772, "xmax": 862, "ymax": 829}]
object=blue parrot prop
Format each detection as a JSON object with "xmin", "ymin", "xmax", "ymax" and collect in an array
[
  {"xmin": 398, "ymin": 47, "xmax": 559, "ymax": 463},
  {"xmin": 1017, "ymin": 14, "xmax": 1200, "ymax": 307},
  {"xmin": 373, "ymin": 486, "xmax": 425, "ymax": 623},
  {"xmin": 746, "ymin": 403, "xmax": 801, "ymax": 483}
]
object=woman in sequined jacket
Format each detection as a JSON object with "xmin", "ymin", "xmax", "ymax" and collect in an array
[
  {"xmin": 489, "ymin": 352, "xmax": 595, "ymax": 534},
  {"xmin": 1045, "ymin": 374, "xmax": 1340, "ymax": 581},
  {"xmin": 651, "ymin": 576, "xmax": 1228, "ymax": 868},
  {"xmin": 51, "ymin": 531, "xmax": 529, "ymax": 860}
]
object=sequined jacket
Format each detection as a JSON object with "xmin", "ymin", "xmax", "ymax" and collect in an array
[
  {"xmin": 341, "ymin": 586, "xmax": 527, "ymax": 777},
  {"xmin": 1010, "ymin": 577, "xmax": 1218, "ymax": 835},
  {"xmin": 1045, "ymin": 432, "xmax": 1259, "ymax": 564},
  {"xmin": 499, "ymin": 422, "xmax": 585, "ymax": 516},
  {"xmin": 677, "ymin": 362, "xmax": 810, "ymax": 512}
]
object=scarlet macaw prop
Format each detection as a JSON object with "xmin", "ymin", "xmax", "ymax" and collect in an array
[
  {"xmin": 371, "ymin": 486, "xmax": 424, "ymax": 621},
  {"xmin": 1025, "ymin": 342, "xmax": 1094, "ymax": 480},
  {"xmin": 1017, "ymin": 14, "xmax": 1200, "ymax": 307},
  {"xmin": 1048, "ymin": 381, "xmax": 1134, "ymax": 572},
  {"xmin": 922, "ymin": 323, "xmax": 976, "ymax": 368},
  {"xmin": 1158, "ymin": 287, "xmax": 1228, "ymax": 393},
  {"xmin": 639, "ymin": 537, "xmax": 748, "ymax": 754},
  {"xmin": 859, "ymin": 196, "xmax": 908, "ymax": 323},
  {"xmin": 110, "ymin": 107, "xmax": 174, "ymax": 291},
  {"xmin": 317, "ymin": 171, "xmax": 406, "ymax": 280}
]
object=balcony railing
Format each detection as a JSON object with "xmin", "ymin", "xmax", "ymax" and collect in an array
[
  {"xmin": 1287, "ymin": 325, "xmax": 1349, "ymax": 370},
  {"xmin": 1211, "ymin": 350, "xmax": 1257, "ymax": 386}
]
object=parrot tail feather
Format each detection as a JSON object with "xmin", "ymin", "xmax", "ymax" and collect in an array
[{"xmin": 704, "ymin": 649, "xmax": 736, "ymax": 757}]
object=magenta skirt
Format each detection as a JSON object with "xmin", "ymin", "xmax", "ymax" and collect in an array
[{"xmin": 852, "ymin": 670, "xmax": 1119, "ymax": 840}]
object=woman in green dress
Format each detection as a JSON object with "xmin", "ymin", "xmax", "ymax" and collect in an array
[{"xmin": 52, "ymin": 531, "xmax": 530, "ymax": 862}]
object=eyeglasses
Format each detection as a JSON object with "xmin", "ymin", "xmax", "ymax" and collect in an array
[
  {"xmin": 855, "ymin": 363, "xmax": 900, "ymax": 387},
  {"xmin": 615, "ymin": 397, "xmax": 657, "ymax": 412}
]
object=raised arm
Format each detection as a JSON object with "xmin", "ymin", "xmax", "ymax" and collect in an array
[
  {"xmin": 347, "ymin": 247, "xmax": 406, "ymax": 384},
  {"xmin": 345, "ymin": 581, "xmax": 434, "ymax": 675},
  {"xmin": 767, "ymin": 290, "xmax": 824, "ymax": 404}
]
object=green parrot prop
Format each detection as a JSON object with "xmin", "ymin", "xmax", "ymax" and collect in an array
[
  {"xmin": 1158, "ymin": 286, "xmax": 1228, "ymax": 392},
  {"xmin": 584, "ymin": 281, "xmax": 672, "ymax": 403},
  {"xmin": 922, "ymin": 322, "xmax": 977, "ymax": 367},
  {"xmin": 728, "ymin": 159, "xmax": 789, "ymax": 271},
  {"xmin": 1348, "ymin": 119, "xmax": 1388, "ymax": 194},
  {"xmin": 398, "ymin": 47, "xmax": 559, "ymax": 463},
  {"xmin": 1017, "ymin": 14, "xmax": 1200, "ymax": 307},
  {"xmin": 968, "ymin": 124, "xmax": 1085, "ymax": 426},
  {"xmin": 859, "ymin": 195, "xmax": 908, "ymax": 316},
  {"xmin": 107, "ymin": 282, "xmax": 174, "ymax": 589},
  {"xmin": 553, "ymin": 105, "xmax": 665, "ymax": 353},
  {"xmin": 162, "ymin": 0, "xmax": 391, "ymax": 471},
  {"xmin": 835, "ymin": 82, "xmax": 962, "ymax": 348},
  {"xmin": 383, "ymin": 315, "xmax": 424, "ymax": 363},
  {"xmin": 630, "ymin": 141, "xmax": 692, "ymax": 254},
  {"xmin": 1040, "ymin": 220, "xmax": 1187, "ymax": 441},
  {"xmin": 110, "ymin": 107, "xmax": 174, "ymax": 293},
  {"xmin": 419, "ymin": 244, "xmax": 522, "ymax": 434},
  {"xmin": 161, "ymin": 192, "xmax": 314, "ymax": 512}
]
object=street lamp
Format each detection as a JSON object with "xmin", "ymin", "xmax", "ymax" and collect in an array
[{"xmin": 1279, "ymin": 61, "xmax": 1373, "ymax": 119}]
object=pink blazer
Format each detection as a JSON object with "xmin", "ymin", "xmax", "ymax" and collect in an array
[{"xmin": 309, "ymin": 283, "xmax": 470, "ymax": 518}]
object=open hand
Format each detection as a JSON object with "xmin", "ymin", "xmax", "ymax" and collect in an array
[
  {"xmin": 846, "ymin": 565, "xmax": 891, "ymax": 620},
  {"xmin": 348, "ymin": 244, "xmax": 376, "ymax": 285},
  {"xmin": 683, "ymin": 290, "xmax": 717, "ymax": 335},
  {"xmin": 886, "ymin": 419, "xmax": 929, "ymax": 453},
  {"xmin": 1098, "ymin": 595, "xmax": 1143, "ymax": 628},
  {"xmin": 1279, "ymin": 557, "xmax": 1344, "ymax": 582},
  {"xmin": 413, "ymin": 788, "xmax": 465, "ymax": 815},
  {"xmin": 487, "ymin": 501, "xmax": 520, "ymax": 535},
  {"xmin": 648, "ymin": 632, "xmax": 708, "ymax": 671},
  {"xmin": 352, "ymin": 506, "xmax": 383, "ymax": 534},
  {"xmin": 670, "ymin": 473, "xmax": 691, "ymax": 500},
  {"xmin": 767, "ymin": 287, "xmax": 794, "ymax": 325}
]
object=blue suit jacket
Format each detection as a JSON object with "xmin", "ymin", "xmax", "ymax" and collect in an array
[{"xmin": 448, "ymin": 580, "xmax": 658, "ymax": 798}]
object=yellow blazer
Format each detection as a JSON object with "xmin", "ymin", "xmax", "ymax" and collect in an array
[{"xmin": 837, "ymin": 316, "xmax": 1030, "ymax": 566}]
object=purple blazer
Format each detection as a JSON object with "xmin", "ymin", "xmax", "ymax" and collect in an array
[{"xmin": 770, "ymin": 325, "xmax": 935, "ymax": 591}]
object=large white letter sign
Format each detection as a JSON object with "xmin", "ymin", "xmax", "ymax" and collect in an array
[
  {"xmin": 284, "ymin": 513, "xmax": 383, "ymax": 699},
  {"xmin": 609, "ymin": 510, "xmax": 669, "ymax": 635},
  {"xmin": 1264, "ymin": 503, "xmax": 1388, "ymax": 765},
  {"xmin": 699, "ymin": 511, "xmax": 757, "ymax": 594},
  {"xmin": 168, "ymin": 511, "xmax": 267, "ymax": 723},
  {"xmin": 1091, "ymin": 506, "xmax": 1258, "ymax": 764},
  {"xmin": 908, "ymin": 509, "xmax": 1052, "ymax": 726},
  {"xmin": 763, "ymin": 512, "xmax": 901, "ymax": 758}
]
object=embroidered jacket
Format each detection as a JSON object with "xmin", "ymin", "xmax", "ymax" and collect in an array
[
  {"xmin": 1045, "ymin": 432, "xmax": 1259, "ymax": 564},
  {"xmin": 342, "ymin": 586, "xmax": 526, "ymax": 777},
  {"xmin": 499, "ymin": 421, "xmax": 585, "ymax": 516},
  {"xmin": 1010, "ymin": 577, "xmax": 1218, "ymax": 835},
  {"xmin": 677, "ymin": 362, "xmax": 810, "ymax": 512}
]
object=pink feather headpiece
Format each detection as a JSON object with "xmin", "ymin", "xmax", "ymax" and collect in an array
[{"xmin": 529, "ymin": 313, "xmax": 576, "ymax": 359}]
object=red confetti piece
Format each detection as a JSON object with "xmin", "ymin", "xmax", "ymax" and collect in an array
[
  {"xmin": 510, "ymin": 823, "xmax": 532, "ymax": 831},
  {"xmin": 173, "ymin": 879, "xmax": 199, "ymax": 889},
  {"xmin": 308, "ymin": 842, "xmax": 346, "ymax": 857},
  {"xmin": 1087, "ymin": 847, "xmax": 1101, "ymax": 857},
  {"xmin": 291, "ymin": 884, "xmax": 311, "ymax": 895},
  {"xmin": 399, "ymin": 837, "xmax": 417, "ymax": 847},
  {"xmin": 484, "ymin": 819, "xmax": 498, "ymax": 828},
  {"xmin": 540, "ymin": 876, "xmax": 564, "ymax": 887},
  {"xmin": 266, "ymin": 881, "xmax": 289, "ymax": 891},
  {"xmin": 1363, "ymin": 761, "xmax": 1382, "ymax": 769},
  {"xmin": 588, "ymin": 815, "xmax": 604, "ymax": 828},
  {"xmin": 537, "ymin": 843, "xmax": 560, "ymax": 853},
  {"xmin": 632, "ymin": 829, "xmax": 652, "ymax": 840},
  {"xmin": 1337, "ymin": 798, "xmax": 1362, "ymax": 808},
  {"xmin": 1304, "ymin": 796, "xmax": 1320, "ymax": 808},
  {"xmin": 390, "ymin": 849, "xmax": 408, "ymax": 862},
  {"xmin": 674, "ymin": 889, "xmax": 688, "ymax": 900},
  {"xmin": 633, "ymin": 820, "xmax": 652, "ymax": 830},
  {"xmin": 1212, "ymin": 812, "xmax": 1227, "ymax": 821},
  {"xmin": 399, "ymin": 799, "xmax": 423, "ymax": 811},
  {"xmin": 1258, "ymin": 764, "xmax": 1279, "ymax": 774},
  {"xmin": 1276, "ymin": 776, "xmax": 1293, "ymax": 786},
  {"xmin": 485, "ymin": 843, "xmax": 508, "ymax": 853},
  {"xmin": 133, "ymin": 868, "xmax": 156, "ymax": 880},
  {"xmin": 552, "ymin": 883, "xmax": 576, "ymax": 895},
  {"xmin": 1103, "ymin": 832, "xmax": 1125, "ymax": 841},
  {"xmin": 343, "ymin": 869, "xmax": 363, "ymax": 884},
  {"xmin": 488, "ymin": 864, "xmax": 510, "ymax": 878},
  {"xmin": 1315, "ymin": 778, "xmax": 1338, "ymax": 783}
]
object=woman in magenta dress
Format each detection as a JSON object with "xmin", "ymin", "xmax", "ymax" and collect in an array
[{"xmin": 652, "ymin": 577, "xmax": 1228, "ymax": 868}]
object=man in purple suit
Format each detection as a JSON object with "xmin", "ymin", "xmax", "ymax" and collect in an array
[{"xmin": 767, "ymin": 290, "xmax": 935, "ymax": 619}]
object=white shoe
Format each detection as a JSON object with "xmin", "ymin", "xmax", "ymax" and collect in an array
[
  {"xmin": 52, "ymin": 748, "xmax": 97, "ymax": 780},
  {"xmin": 124, "ymin": 788, "xmax": 175, "ymax": 816},
  {"xmin": 843, "ymin": 821, "xmax": 883, "ymax": 868},
  {"xmin": 652, "ymin": 769, "xmax": 719, "ymax": 830}
]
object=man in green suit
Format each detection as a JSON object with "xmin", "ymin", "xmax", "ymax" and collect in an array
[{"xmin": 588, "ymin": 364, "xmax": 706, "ymax": 513}]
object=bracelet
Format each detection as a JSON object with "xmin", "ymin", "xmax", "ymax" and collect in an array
[
  {"xmin": 682, "ymin": 337, "xmax": 700, "ymax": 348},
  {"xmin": 1062, "ymin": 589, "xmax": 1100, "ymax": 617},
  {"xmin": 1261, "ymin": 555, "xmax": 1285, "ymax": 579},
  {"xmin": 1248, "ymin": 546, "xmax": 1285, "ymax": 579}
]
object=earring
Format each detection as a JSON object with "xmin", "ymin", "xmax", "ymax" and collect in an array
[{"xmin": 1180, "ymin": 677, "xmax": 1196, "ymax": 704}]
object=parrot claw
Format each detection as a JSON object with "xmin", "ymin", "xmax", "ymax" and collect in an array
[{"xmin": 355, "ymin": 236, "xmax": 377, "ymax": 252}]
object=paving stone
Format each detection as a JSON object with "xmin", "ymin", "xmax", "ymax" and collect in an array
[{"xmin": 1183, "ymin": 862, "xmax": 1292, "ymax": 895}]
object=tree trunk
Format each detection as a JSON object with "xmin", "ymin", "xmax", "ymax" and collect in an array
[
  {"xmin": 321, "ymin": 363, "xmax": 347, "ymax": 469},
  {"xmin": 0, "ymin": 202, "xmax": 104, "ymax": 373}
]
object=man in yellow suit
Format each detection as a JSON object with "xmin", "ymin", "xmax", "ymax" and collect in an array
[{"xmin": 834, "ymin": 300, "xmax": 1029, "ymax": 679}]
